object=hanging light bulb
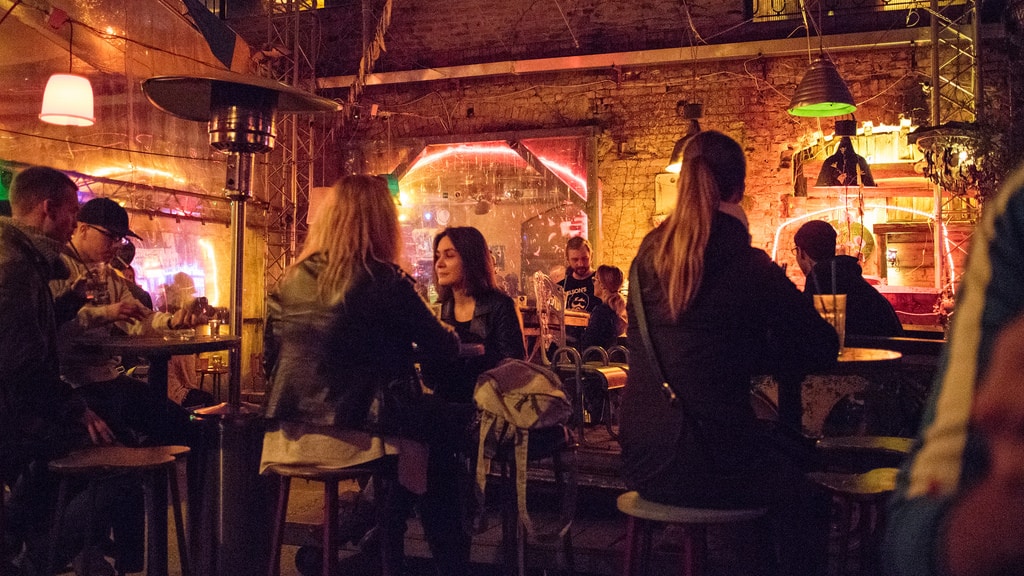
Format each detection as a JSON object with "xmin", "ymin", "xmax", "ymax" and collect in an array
[{"xmin": 40, "ymin": 21, "xmax": 94, "ymax": 127}]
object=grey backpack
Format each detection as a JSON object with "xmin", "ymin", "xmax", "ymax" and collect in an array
[{"xmin": 473, "ymin": 358, "xmax": 574, "ymax": 536}]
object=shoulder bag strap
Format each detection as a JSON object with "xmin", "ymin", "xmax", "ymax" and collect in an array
[{"xmin": 628, "ymin": 262, "xmax": 680, "ymax": 406}]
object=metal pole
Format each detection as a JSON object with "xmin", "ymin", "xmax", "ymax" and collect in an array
[
  {"xmin": 931, "ymin": 0, "xmax": 943, "ymax": 290},
  {"xmin": 225, "ymin": 151, "xmax": 254, "ymax": 407}
]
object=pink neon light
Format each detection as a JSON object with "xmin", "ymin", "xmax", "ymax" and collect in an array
[{"xmin": 403, "ymin": 143, "xmax": 589, "ymax": 200}]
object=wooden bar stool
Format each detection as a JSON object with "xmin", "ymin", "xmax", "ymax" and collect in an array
[
  {"xmin": 807, "ymin": 467, "xmax": 898, "ymax": 576},
  {"xmin": 196, "ymin": 357, "xmax": 229, "ymax": 399},
  {"xmin": 264, "ymin": 462, "xmax": 384, "ymax": 576},
  {"xmin": 816, "ymin": 435, "xmax": 914, "ymax": 472},
  {"xmin": 616, "ymin": 491, "xmax": 766, "ymax": 576},
  {"xmin": 493, "ymin": 427, "xmax": 577, "ymax": 576},
  {"xmin": 45, "ymin": 445, "xmax": 190, "ymax": 576}
]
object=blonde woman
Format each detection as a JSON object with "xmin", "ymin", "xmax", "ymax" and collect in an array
[
  {"xmin": 619, "ymin": 131, "xmax": 838, "ymax": 576},
  {"xmin": 261, "ymin": 175, "xmax": 468, "ymax": 575}
]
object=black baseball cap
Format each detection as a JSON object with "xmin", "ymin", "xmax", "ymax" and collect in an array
[{"xmin": 78, "ymin": 197, "xmax": 141, "ymax": 240}]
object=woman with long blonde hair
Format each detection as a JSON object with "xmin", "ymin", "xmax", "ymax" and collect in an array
[
  {"xmin": 619, "ymin": 131, "xmax": 838, "ymax": 576},
  {"xmin": 262, "ymin": 175, "xmax": 469, "ymax": 575}
]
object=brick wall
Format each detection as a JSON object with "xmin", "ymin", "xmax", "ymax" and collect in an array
[{"xmin": 337, "ymin": 40, "xmax": 1015, "ymax": 291}]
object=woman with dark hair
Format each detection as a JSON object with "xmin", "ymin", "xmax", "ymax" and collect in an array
[
  {"xmin": 424, "ymin": 226, "xmax": 526, "ymax": 403},
  {"xmin": 620, "ymin": 131, "xmax": 838, "ymax": 576}
]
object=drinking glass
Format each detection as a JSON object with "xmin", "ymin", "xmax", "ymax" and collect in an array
[
  {"xmin": 84, "ymin": 262, "xmax": 111, "ymax": 306},
  {"xmin": 208, "ymin": 318, "xmax": 221, "ymax": 337},
  {"xmin": 813, "ymin": 293, "xmax": 847, "ymax": 353}
]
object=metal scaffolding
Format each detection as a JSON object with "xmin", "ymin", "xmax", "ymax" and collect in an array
[{"xmin": 253, "ymin": 0, "xmax": 328, "ymax": 297}]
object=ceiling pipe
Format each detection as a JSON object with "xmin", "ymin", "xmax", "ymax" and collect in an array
[{"xmin": 317, "ymin": 27, "xmax": 940, "ymax": 90}]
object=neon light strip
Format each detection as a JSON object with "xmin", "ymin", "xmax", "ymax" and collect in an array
[
  {"xmin": 403, "ymin": 143, "xmax": 588, "ymax": 199},
  {"xmin": 773, "ymin": 205, "xmax": 958, "ymax": 294}
]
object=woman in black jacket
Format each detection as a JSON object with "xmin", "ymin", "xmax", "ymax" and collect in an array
[
  {"xmin": 424, "ymin": 226, "xmax": 526, "ymax": 403},
  {"xmin": 261, "ymin": 175, "xmax": 468, "ymax": 576},
  {"xmin": 620, "ymin": 131, "xmax": 839, "ymax": 576}
]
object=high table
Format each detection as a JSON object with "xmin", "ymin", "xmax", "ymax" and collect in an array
[
  {"xmin": 72, "ymin": 335, "xmax": 240, "ymax": 576},
  {"xmin": 774, "ymin": 347, "xmax": 903, "ymax": 436}
]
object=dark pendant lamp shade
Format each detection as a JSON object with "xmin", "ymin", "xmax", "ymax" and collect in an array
[{"xmin": 788, "ymin": 56, "xmax": 857, "ymax": 118}]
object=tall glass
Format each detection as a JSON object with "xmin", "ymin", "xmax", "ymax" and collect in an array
[
  {"xmin": 813, "ymin": 293, "xmax": 847, "ymax": 353},
  {"xmin": 84, "ymin": 262, "xmax": 111, "ymax": 306}
]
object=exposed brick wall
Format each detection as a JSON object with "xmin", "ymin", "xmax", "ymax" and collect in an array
[
  {"xmin": 324, "ymin": 32, "xmax": 1022, "ymax": 302},
  {"xmin": 344, "ymin": 46, "xmax": 931, "ymax": 275}
]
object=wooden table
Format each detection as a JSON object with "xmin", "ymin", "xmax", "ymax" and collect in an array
[{"xmin": 71, "ymin": 335, "xmax": 240, "ymax": 576}]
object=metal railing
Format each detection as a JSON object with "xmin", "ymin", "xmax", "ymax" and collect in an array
[{"xmin": 750, "ymin": 0, "xmax": 968, "ymax": 21}]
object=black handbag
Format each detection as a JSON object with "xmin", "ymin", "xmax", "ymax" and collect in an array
[{"xmin": 363, "ymin": 374, "xmax": 423, "ymax": 436}]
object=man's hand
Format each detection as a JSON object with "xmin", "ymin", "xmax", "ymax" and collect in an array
[
  {"xmin": 104, "ymin": 301, "xmax": 148, "ymax": 324},
  {"xmin": 169, "ymin": 307, "xmax": 204, "ymax": 329},
  {"xmin": 80, "ymin": 408, "xmax": 116, "ymax": 445}
]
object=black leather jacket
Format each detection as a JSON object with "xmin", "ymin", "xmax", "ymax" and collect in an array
[
  {"xmin": 0, "ymin": 218, "xmax": 86, "ymax": 453},
  {"xmin": 421, "ymin": 290, "xmax": 525, "ymax": 403},
  {"xmin": 262, "ymin": 255, "xmax": 461, "ymax": 430}
]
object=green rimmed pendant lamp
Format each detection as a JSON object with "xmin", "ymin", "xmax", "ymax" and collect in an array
[{"xmin": 788, "ymin": 56, "xmax": 857, "ymax": 118}]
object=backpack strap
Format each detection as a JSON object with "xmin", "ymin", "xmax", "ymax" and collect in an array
[
  {"xmin": 514, "ymin": 427, "xmax": 577, "ymax": 542},
  {"xmin": 474, "ymin": 411, "xmax": 498, "ymax": 533},
  {"xmin": 514, "ymin": 428, "xmax": 533, "ymax": 535}
]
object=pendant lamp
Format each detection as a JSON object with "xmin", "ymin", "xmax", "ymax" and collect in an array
[
  {"xmin": 40, "ymin": 22, "xmax": 94, "ymax": 127},
  {"xmin": 788, "ymin": 56, "xmax": 856, "ymax": 118}
]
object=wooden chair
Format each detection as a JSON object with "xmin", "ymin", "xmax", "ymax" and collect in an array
[
  {"xmin": 264, "ymin": 461, "xmax": 388, "ymax": 576},
  {"xmin": 807, "ymin": 467, "xmax": 898, "ymax": 576},
  {"xmin": 579, "ymin": 346, "xmax": 628, "ymax": 438},
  {"xmin": 45, "ymin": 445, "xmax": 190, "ymax": 576},
  {"xmin": 616, "ymin": 491, "xmax": 766, "ymax": 576},
  {"xmin": 533, "ymin": 271, "xmax": 567, "ymax": 365}
]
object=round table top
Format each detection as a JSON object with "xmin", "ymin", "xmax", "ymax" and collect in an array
[
  {"xmin": 72, "ymin": 335, "xmax": 241, "ymax": 357},
  {"xmin": 837, "ymin": 346, "xmax": 903, "ymax": 364}
]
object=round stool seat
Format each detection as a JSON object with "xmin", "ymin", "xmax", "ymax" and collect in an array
[
  {"xmin": 816, "ymin": 436, "xmax": 913, "ymax": 457},
  {"xmin": 152, "ymin": 445, "xmax": 191, "ymax": 459},
  {"xmin": 48, "ymin": 446, "xmax": 175, "ymax": 474},
  {"xmin": 807, "ymin": 467, "xmax": 898, "ymax": 500},
  {"xmin": 263, "ymin": 463, "xmax": 376, "ymax": 482},
  {"xmin": 617, "ymin": 491, "xmax": 767, "ymax": 524}
]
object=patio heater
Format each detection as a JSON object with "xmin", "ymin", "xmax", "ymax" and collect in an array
[{"xmin": 142, "ymin": 72, "xmax": 339, "ymax": 574}]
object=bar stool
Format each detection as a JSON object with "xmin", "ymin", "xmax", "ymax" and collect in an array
[
  {"xmin": 807, "ymin": 467, "xmax": 898, "ymax": 576},
  {"xmin": 264, "ymin": 462, "xmax": 386, "ymax": 576},
  {"xmin": 196, "ymin": 357, "xmax": 229, "ymax": 399},
  {"xmin": 45, "ymin": 445, "xmax": 190, "ymax": 576},
  {"xmin": 616, "ymin": 491, "xmax": 767, "ymax": 576},
  {"xmin": 492, "ymin": 425, "xmax": 577, "ymax": 576},
  {"xmin": 816, "ymin": 435, "xmax": 914, "ymax": 472}
]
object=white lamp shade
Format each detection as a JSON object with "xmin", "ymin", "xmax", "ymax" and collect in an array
[{"xmin": 39, "ymin": 74, "xmax": 95, "ymax": 126}]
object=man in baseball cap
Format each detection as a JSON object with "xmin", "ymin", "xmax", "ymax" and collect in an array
[{"xmin": 76, "ymin": 197, "xmax": 142, "ymax": 242}]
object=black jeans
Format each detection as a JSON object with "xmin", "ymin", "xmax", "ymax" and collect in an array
[{"xmin": 383, "ymin": 397, "xmax": 476, "ymax": 576}]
